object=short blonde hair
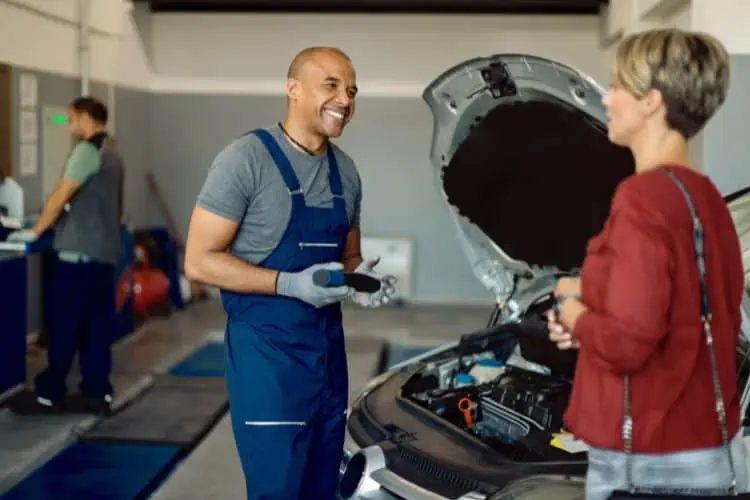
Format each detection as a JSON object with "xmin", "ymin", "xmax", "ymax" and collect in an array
[{"xmin": 613, "ymin": 28, "xmax": 730, "ymax": 138}]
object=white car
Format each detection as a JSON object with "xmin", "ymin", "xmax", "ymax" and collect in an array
[{"xmin": 338, "ymin": 53, "xmax": 750, "ymax": 500}]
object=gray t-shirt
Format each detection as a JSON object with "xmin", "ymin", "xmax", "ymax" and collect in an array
[{"xmin": 197, "ymin": 124, "xmax": 362, "ymax": 264}]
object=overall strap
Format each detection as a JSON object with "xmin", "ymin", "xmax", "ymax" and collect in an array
[
  {"xmin": 325, "ymin": 145, "xmax": 345, "ymax": 212},
  {"xmin": 252, "ymin": 129, "xmax": 302, "ymax": 195}
]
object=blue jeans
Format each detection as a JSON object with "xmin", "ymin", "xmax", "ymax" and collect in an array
[{"xmin": 586, "ymin": 431, "xmax": 749, "ymax": 500}]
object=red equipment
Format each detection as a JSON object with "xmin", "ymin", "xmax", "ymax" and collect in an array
[{"xmin": 129, "ymin": 244, "xmax": 170, "ymax": 317}]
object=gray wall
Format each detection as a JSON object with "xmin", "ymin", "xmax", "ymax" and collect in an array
[
  {"xmin": 114, "ymin": 86, "xmax": 153, "ymax": 228},
  {"xmin": 7, "ymin": 66, "xmax": 152, "ymax": 334},
  {"xmin": 700, "ymin": 54, "xmax": 750, "ymax": 196},
  {"xmin": 151, "ymin": 95, "xmax": 493, "ymax": 304}
]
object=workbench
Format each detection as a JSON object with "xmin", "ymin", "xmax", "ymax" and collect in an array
[
  {"xmin": 0, "ymin": 251, "xmax": 29, "ymax": 399},
  {"xmin": 0, "ymin": 226, "xmax": 136, "ymax": 401},
  {"xmin": 0, "ymin": 233, "xmax": 54, "ymax": 400}
]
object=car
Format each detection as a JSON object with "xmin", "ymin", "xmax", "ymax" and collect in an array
[{"xmin": 338, "ymin": 53, "xmax": 750, "ymax": 500}]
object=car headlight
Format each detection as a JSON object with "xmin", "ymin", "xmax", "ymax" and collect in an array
[{"xmin": 349, "ymin": 369, "xmax": 397, "ymax": 410}]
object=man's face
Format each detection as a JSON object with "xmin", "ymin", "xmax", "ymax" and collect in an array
[
  {"xmin": 66, "ymin": 108, "xmax": 89, "ymax": 140},
  {"xmin": 288, "ymin": 52, "xmax": 357, "ymax": 138}
]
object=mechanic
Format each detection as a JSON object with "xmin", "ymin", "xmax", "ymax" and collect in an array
[
  {"xmin": 547, "ymin": 28, "xmax": 748, "ymax": 499},
  {"xmin": 184, "ymin": 46, "xmax": 396, "ymax": 499},
  {"xmin": 8, "ymin": 96, "xmax": 124, "ymax": 416}
]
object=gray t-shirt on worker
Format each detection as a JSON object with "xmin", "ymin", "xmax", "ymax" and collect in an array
[{"xmin": 197, "ymin": 124, "xmax": 362, "ymax": 264}]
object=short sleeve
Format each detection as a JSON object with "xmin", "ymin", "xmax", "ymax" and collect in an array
[
  {"xmin": 63, "ymin": 142, "xmax": 100, "ymax": 184},
  {"xmin": 196, "ymin": 140, "xmax": 256, "ymax": 222}
]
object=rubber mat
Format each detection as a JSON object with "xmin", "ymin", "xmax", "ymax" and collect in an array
[
  {"xmin": 168, "ymin": 341, "xmax": 224, "ymax": 378},
  {"xmin": 81, "ymin": 376, "xmax": 227, "ymax": 451},
  {"xmin": 0, "ymin": 441, "xmax": 181, "ymax": 500}
]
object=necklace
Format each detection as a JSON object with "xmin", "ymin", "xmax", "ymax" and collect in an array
[{"xmin": 278, "ymin": 122, "xmax": 325, "ymax": 156}]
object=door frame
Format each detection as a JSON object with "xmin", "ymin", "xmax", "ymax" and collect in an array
[{"xmin": 0, "ymin": 63, "xmax": 11, "ymax": 180}]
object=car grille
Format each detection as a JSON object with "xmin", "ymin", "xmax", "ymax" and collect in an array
[{"xmin": 390, "ymin": 445, "xmax": 483, "ymax": 497}]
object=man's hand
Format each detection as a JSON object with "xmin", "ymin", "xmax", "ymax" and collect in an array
[
  {"xmin": 6, "ymin": 229, "xmax": 39, "ymax": 243},
  {"xmin": 350, "ymin": 257, "xmax": 398, "ymax": 308},
  {"xmin": 277, "ymin": 262, "xmax": 353, "ymax": 308}
]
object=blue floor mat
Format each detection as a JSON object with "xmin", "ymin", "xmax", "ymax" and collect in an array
[
  {"xmin": 168, "ymin": 341, "xmax": 225, "ymax": 377},
  {"xmin": 0, "ymin": 441, "xmax": 181, "ymax": 500}
]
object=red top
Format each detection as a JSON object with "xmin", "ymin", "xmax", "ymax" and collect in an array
[{"xmin": 564, "ymin": 166, "xmax": 745, "ymax": 453}]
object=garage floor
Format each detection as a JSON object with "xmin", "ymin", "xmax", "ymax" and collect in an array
[{"xmin": 0, "ymin": 297, "xmax": 493, "ymax": 499}]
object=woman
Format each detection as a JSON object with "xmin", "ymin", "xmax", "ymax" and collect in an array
[{"xmin": 547, "ymin": 28, "xmax": 748, "ymax": 499}]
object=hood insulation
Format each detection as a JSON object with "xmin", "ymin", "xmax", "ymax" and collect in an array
[{"xmin": 442, "ymin": 99, "xmax": 635, "ymax": 272}]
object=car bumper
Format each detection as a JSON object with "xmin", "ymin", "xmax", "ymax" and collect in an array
[{"xmin": 340, "ymin": 425, "xmax": 487, "ymax": 500}]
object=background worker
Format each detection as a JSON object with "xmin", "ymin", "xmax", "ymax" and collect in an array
[
  {"xmin": 547, "ymin": 29, "xmax": 748, "ymax": 499},
  {"xmin": 8, "ymin": 96, "xmax": 124, "ymax": 416},
  {"xmin": 184, "ymin": 46, "xmax": 396, "ymax": 499}
]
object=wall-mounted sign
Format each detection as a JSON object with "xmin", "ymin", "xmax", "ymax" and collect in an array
[
  {"xmin": 20, "ymin": 110, "xmax": 37, "ymax": 142},
  {"xmin": 19, "ymin": 72, "xmax": 37, "ymax": 108},
  {"xmin": 20, "ymin": 143, "xmax": 38, "ymax": 176}
]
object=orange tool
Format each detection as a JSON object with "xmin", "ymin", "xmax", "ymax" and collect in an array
[{"xmin": 458, "ymin": 397, "xmax": 474, "ymax": 430}]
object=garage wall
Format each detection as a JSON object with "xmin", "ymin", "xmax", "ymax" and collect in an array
[
  {"xmin": 700, "ymin": 54, "xmax": 750, "ymax": 196},
  {"xmin": 7, "ymin": 66, "xmax": 153, "ymax": 334},
  {"xmin": 1, "ymin": 0, "xmax": 153, "ymax": 219},
  {"xmin": 0, "ymin": 0, "xmax": 154, "ymax": 333},
  {"xmin": 149, "ymin": 12, "xmax": 610, "ymax": 304}
]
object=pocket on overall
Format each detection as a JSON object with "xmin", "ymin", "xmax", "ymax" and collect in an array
[{"xmin": 224, "ymin": 320, "xmax": 325, "ymax": 428}]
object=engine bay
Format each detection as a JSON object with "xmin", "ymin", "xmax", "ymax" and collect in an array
[{"xmin": 400, "ymin": 298, "xmax": 585, "ymax": 462}]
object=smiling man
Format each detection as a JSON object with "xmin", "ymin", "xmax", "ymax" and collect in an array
[{"xmin": 184, "ymin": 47, "xmax": 396, "ymax": 499}]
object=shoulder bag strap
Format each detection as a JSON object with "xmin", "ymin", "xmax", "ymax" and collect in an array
[{"xmin": 621, "ymin": 167, "xmax": 737, "ymax": 494}]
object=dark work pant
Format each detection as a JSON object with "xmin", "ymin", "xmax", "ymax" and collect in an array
[{"xmin": 35, "ymin": 259, "xmax": 116, "ymax": 402}]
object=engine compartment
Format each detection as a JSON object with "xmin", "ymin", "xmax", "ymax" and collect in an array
[{"xmin": 400, "ymin": 297, "xmax": 585, "ymax": 462}]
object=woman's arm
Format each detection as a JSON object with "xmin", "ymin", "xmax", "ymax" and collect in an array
[{"xmin": 560, "ymin": 190, "xmax": 673, "ymax": 374}]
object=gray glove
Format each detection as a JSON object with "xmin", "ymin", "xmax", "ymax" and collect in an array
[
  {"xmin": 276, "ymin": 262, "xmax": 352, "ymax": 308},
  {"xmin": 6, "ymin": 229, "xmax": 38, "ymax": 242},
  {"xmin": 350, "ymin": 257, "xmax": 398, "ymax": 308}
]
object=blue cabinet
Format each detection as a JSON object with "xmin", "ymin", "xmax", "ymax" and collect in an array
[{"xmin": 0, "ymin": 254, "xmax": 27, "ymax": 396}]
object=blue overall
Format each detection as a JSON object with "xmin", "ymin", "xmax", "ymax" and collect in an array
[{"xmin": 220, "ymin": 129, "xmax": 350, "ymax": 500}]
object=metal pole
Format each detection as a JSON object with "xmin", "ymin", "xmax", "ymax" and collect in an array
[{"xmin": 78, "ymin": 0, "xmax": 91, "ymax": 96}]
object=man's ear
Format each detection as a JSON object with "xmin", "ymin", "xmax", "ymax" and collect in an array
[{"xmin": 285, "ymin": 78, "xmax": 300, "ymax": 101}]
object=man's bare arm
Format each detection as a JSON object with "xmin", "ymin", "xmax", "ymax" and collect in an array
[
  {"xmin": 184, "ymin": 206, "xmax": 278, "ymax": 294},
  {"xmin": 341, "ymin": 227, "xmax": 363, "ymax": 272}
]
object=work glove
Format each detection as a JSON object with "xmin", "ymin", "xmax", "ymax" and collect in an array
[
  {"xmin": 276, "ymin": 261, "xmax": 352, "ymax": 308},
  {"xmin": 6, "ymin": 229, "xmax": 38, "ymax": 243},
  {"xmin": 350, "ymin": 257, "xmax": 398, "ymax": 308}
]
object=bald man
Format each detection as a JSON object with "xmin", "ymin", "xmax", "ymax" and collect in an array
[{"xmin": 184, "ymin": 47, "xmax": 396, "ymax": 499}]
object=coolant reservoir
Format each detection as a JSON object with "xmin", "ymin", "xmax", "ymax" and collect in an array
[
  {"xmin": 454, "ymin": 373, "xmax": 476, "ymax": 387},
  {"xmin": 469, "ymin": 359, "xmax": 506, "ymax": 384}
]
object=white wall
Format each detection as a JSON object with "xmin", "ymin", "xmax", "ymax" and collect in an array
[
  {"xmin": 692, "ymin": 0, "xmax": 750, "ymax": 53},
  {"xmin": 0, "ymin": 0, "xmax": 152, "ymax": 89},
  {"xmin": 150, "ymin": 13, "xmax": 611, "ymax": 96},
  {"xmin": 603, "ymin": 0, "xmax": 750, "ymax": 53}
]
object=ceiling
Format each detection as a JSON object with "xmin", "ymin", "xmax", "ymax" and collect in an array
[{"xmin": 134, "ymin": 0, "xmax": 609, "ymax": 15}]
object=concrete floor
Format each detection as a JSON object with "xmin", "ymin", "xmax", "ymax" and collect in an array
[{"xmin": 0, "ymin": 298, "xmax": 494, "ymax": 498}]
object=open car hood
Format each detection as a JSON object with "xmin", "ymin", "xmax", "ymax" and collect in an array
[{"xmin": 423, "ymin": 54, "xmax": 635, "ymax": 302}]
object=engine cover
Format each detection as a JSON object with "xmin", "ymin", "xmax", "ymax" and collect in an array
[{"xmin": 476, "ymin": 368, "xmax": 570, "ymax": 443}]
